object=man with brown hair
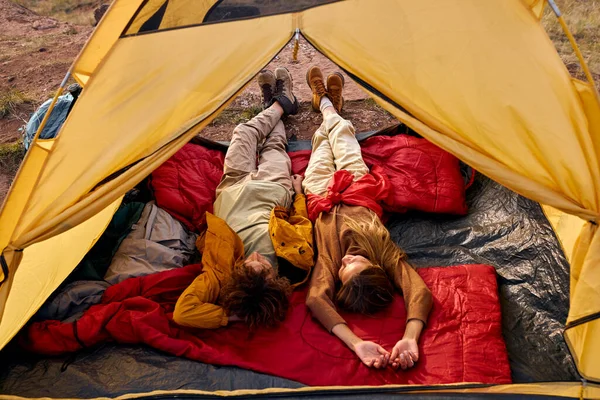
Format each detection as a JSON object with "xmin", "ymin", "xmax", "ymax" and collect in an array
[{"xmin": 173, "ymin": 68, "xmax": 313, "ymax": 330}]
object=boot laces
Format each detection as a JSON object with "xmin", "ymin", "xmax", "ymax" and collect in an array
[
  {"xmin": 275, "ymin": 79, "xmax": 286, "ymax": 97},
  {"xmin": 329, "ymin": 90, "xmax": 341, "ymax": 107},
  {"xmin": 261, "ymin": 84, "xmax": 273, "ymax": 103},
  {"xmin": 313, "ymin": 79, "xmax": 326, "ymax": 97}
]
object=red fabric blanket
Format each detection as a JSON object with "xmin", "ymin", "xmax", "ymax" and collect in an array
[
  {"xmin": 306, "ymin": 166, "xmax": 391, "ymax": 221},
  {"xmin": 22, "ymin": 264, "xmax": 510, "ymax": 386}
]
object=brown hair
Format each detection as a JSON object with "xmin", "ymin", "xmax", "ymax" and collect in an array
[
  {"xmin": 221, "ymin": 267, "xmax": 292, "ymax": 330},
  {"xmin": 335, "ymin": 212, "xmax": 407, "ymax": 314}
]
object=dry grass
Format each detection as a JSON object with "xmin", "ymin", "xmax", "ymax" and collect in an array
[
  {"xmin": 0, "ymin": 88, "xmax": 33, "ymax": 118},
  {"xmin": 13, "ymin": 0, "xmax": 96, "ymax": 25},
  {"xmin": 542, "ymin": 0, "xmax": 600, "ymax": 86},
  {"xmin": 0, "ymin": 141, "xmax": 25, "ymax": 177}
]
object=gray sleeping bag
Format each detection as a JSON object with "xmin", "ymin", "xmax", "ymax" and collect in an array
[
  {"xmin": 36, "ymin": 201, "xmax": 198, "ymax": 322},
  {"xmin": 104, "ymin": 201, "xmax": 198, "ymax": 284}
]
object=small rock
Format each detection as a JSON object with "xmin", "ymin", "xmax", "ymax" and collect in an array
[
  {"xmin": 38, "ymin": 47, "xmax": 47, "ymax": 52},
  {"xmin": 62, "ymin": 25, "xmax": 78, "ymax": 35},
  {"xmin": 32, "ymin": 19, "xmax": 58, "ymax": 30},
  {"xmin": 7, "ymin": 76, "xmax": 15, "ymax": 83}
]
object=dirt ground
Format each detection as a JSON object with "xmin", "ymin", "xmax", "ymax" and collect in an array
[
  {"xmin": 0, "ymin": 0, "xmax": 93, "ymax": 143},
  {"xmin": 202, "ymin": 37, "xmax": 398, "ymax": 142}
]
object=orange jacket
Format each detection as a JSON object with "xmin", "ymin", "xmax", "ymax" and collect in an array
[
  {"xmin": 173, "ymin": 212, "xmax": 245, "ymax": 329},
  {"xmin": 174, "ymin": 195, "xmax": 314, "ymax": 329}
]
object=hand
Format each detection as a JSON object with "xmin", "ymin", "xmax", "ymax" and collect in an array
[
  {"xmin": 390, "ymin": 338, "xmax": 419, "ymax": 370},
  {"xmin": 354, "ymin": 340, "xmax": 390, "ymax": 368},
  {"xmin": 291, "ymin": 174, "xmax": 304, "ymax": 195}
]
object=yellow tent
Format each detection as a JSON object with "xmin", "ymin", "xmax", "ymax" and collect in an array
[{"xmin": 0, "ymin": 0, "xmax": 599, "ymax": 398}]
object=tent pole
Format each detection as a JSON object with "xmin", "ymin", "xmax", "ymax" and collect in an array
[{"xmin": 547, "ymin": 0, "xmax": 600, "ymax": 106}]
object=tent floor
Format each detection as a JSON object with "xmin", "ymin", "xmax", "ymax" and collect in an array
[{"xmin": 0, "ymin": 152, "xmax": 577, "ymax": 397}]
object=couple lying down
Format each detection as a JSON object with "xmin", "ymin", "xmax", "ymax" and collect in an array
[{"xmin": 173, "ymin": 66, "xmax": 433, "ymax": 371}]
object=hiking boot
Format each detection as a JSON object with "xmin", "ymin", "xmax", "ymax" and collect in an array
[
  {"xmin": 257, "ymin": 70, "xmax": 276, "ymax": 110},
  {"xmin": 273, "ymin": 67, "xmax": 299, "ymax": 115},
  {"xmin": 306, "ymin": 66, "xmax": 327, "ymax": 112},
  {"xmin": 326, "ymin": 72, "xmax": 345, "ymax": 113}
]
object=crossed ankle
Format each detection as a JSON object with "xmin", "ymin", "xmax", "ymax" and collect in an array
[{"xmin": 319, "ymin": 97, "xmax": 334, "ymax": 114}]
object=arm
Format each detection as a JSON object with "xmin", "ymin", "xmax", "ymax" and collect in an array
[
  {"xmin": 389, "ymin": 258, "xmax": 433, "ymax": 369},
  {"xmin": 291, "ymin": 175, "xmax": 309, "ymax": 219},
  {"xmin": 173, "ymin": 271, "xmax": 229, "ymax": 329},
  {"xmin": 391, "ymin": 258, "xmax": 433, "ymax": 327}
]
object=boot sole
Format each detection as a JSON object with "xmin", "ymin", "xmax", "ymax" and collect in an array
[{"xmin": 274, "ymin": 66, "xmax": 299, "ymax": 116}]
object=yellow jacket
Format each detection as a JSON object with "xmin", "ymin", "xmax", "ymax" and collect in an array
[
  {"xmin": 173, "ymin": 195, "xmax": 314, "ymax": 329},
  {"xmin": 269, "ymin": 193, "xmax": 314, "ymax": 287}
]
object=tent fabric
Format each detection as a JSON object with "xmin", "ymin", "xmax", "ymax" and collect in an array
[
  {"xmin": 0, "ymin": 198, "xmax": 122, "ymax": 354},
  {"xmin": 0, "ymin": 171, "xmax": 573, "ymax": 396},
  {"xmin": 1, "ymin": 0, "xmax": 599, "ymax": 385},
  {"xmin": 149, "ymin": 143, "xmax": 225, "ymax": 232},
  {"xmin": 21, "ymin": 263, "xmax": 511, "ymax": 386}
]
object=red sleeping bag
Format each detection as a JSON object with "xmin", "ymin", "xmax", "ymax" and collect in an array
[
  {"xmin": 151, "ymin": 134, "xmax": 467, "ymax": 232},
  {"xmin": 150, "ymin": 143, "xmax": 225, "ymax": 231},
  {"xmin": 22, "ymin": 264, "xmax": 511, "ymax": 386},
  {"xmin": 290, "ymin": 134, "xmax": 468, "ymax": 215}
]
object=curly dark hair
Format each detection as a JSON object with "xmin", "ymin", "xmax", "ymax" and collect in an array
[
  {"xmin": 220, "ymin": 267, "xmax": 292, "ymax": 330},
  {"xmin": 335, "ymin": 267, "xmax": 395, "ymax": 314}
]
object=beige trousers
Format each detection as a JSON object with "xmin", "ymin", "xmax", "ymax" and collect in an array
[
  {"xmin": 303, "ymin": 113, "xmax": 369, "ymax": 196},
  {"xmin": 217, "ymin": 107, "xmax": 293, "ymax": 196}
]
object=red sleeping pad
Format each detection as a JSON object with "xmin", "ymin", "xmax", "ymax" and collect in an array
[
  {"xmin": 151, "ymin": 134, "xmax": 467, "ymax": 232},
  {"xmin": 22, "ymin": 264, "xmax": 511, "ymax": 386}
]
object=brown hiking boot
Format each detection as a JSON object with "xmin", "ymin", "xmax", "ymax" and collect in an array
[
  {"xmin": 326, "ymin": 72, "xmax": 345, "ymax": 113},
  {"xmin": 273, "ymin": 67, "xmax": 299, "ymax": 115},
  {"xmin": 257, "ymin": 70, "xmax": 276, "ymax": 110},
  {"xmin": 306, "ymin": 66, "xmax": 327, "ymax": 112}
]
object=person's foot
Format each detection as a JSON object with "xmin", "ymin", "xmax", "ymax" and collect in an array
[
  {"xmin": 306, "ymin": 66, "xmax": 327, "ymax": 112},
  {"xmin": 257, "ymin": 70, "xmax": 276, "ymax": 110},
  {"xmin": 326, "ymin": 72, "xmax": 345, "ymax": 113},
  {"xmin": 273, "ymin": 67, "xmax": 299, "ymax": 115}
]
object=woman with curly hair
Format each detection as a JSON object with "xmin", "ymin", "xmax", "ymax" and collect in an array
[
  {"xmin": 304, "ymin": 66, "xmax": 433, "ymax": 370},
  {"xmin": 173, "ymin": 67, "xmax": 312, "ymax": 330}
]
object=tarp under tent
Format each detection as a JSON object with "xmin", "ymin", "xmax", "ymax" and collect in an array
[{"xmin": 0, "ymin": 0, "xmax": 599, "ymax": 398}]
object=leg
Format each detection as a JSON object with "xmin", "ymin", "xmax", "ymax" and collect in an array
[
  {"xmin": 217, "ymin": 106, "xmax": 282, "ymax": 195},
  {"xmin": 303, "ymin": 123, "xmax": 336, "ymax": 196},
  {"xmin": 306, "ymin": 66, "xmax": 367, "ymax": 182},
  {"xmin": 324, "ymin": 113, "xmax": 369, "ymax": 180},
  {"xmin": 254, "ymin": 120, "xmax": 294, "ymax": 194}
]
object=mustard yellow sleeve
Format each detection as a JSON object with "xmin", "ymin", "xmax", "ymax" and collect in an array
[
  {"xmin": 291, "ymin": 193, "xmax": 309, "ymax": 219},
  {"xmin": 173, "ymin": 271, "xmax": 228, "ymax": 329}
]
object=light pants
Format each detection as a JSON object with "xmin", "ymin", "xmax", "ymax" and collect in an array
[
  {"xmin": 217, "ymin": 107, "xmax": 293, "ymax": 196},
  {"xmin": 303, "ymin": 113, "xmax": 369, "ymax": 196}
]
